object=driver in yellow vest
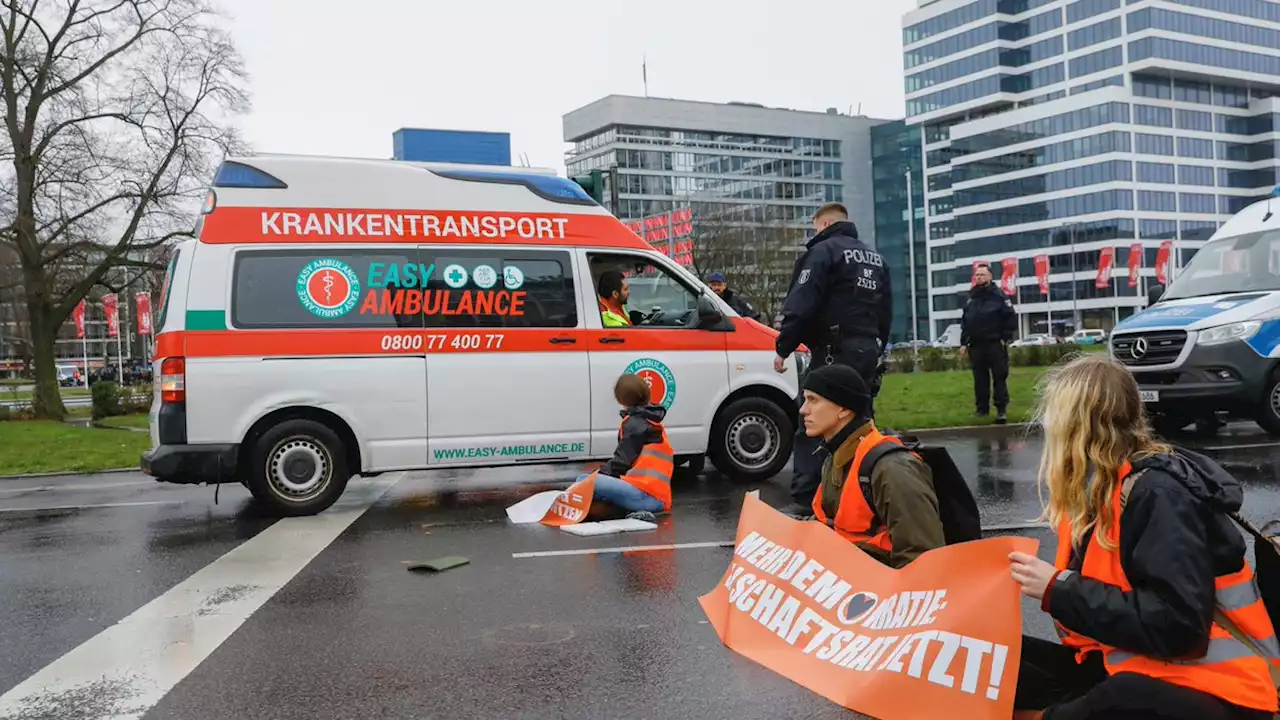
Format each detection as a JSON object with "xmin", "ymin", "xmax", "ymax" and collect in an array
[{"xmin": 597, "ymin": 270, "xmax": 633, "ymax": 328}]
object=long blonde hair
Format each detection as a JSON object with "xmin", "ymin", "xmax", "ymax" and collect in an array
[{"xmin": 1036, "ymin": 353, "xmax": 1170, "ymax": 551}]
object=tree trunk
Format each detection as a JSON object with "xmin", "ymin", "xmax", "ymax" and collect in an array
[{"xmin": 26, "ymin": 298, "xmax": 66, "ymax": 421}]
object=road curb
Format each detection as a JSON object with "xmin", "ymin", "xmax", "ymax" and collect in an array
[
  {"xmin": 0, "ymin": 467, "xmax": 140, "ymax": 482},
  {"xmin": 897, "ymin": 422, "xmax": 1036, "ymax": 437}
]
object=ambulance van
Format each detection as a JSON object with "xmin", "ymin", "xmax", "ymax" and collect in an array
[
  {"xmin": 1110, "ymin": 190, "xmax": 1280, "ymax": 435},
  {"xmin": 142, "ymin": 155, "xmax": 803, "ymax": 515}
]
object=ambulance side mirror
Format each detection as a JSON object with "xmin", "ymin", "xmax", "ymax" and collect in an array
[
  {"xmin": 1147, "ymin": 283, "xmax": 1165, "ymax": 307},
  {"xmin": 696, "ymin": 294, "xmax": 723, "ymax": 328}
]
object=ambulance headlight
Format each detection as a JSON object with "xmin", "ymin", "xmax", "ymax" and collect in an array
[
  {"xmin": 1197, "ymin": 321, "xmax": 1262, "ymax": 346},
  {"xmin": 796, "ymin": 350, "xmax": 812, "ymax": 377}
]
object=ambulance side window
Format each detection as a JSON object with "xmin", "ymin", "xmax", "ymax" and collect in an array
[
  {"xmin": 231, "ymin": 249, "xmax": 422, "ymax": 329},
  {"xmin": 420, "ymin": 249, "xmax": 577, "ymax": 329},
  {"xmin": 588, "ymin": 252, "xmax": 700, "ymax": 329}
]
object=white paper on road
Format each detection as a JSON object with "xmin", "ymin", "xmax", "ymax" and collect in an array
[
  {"xmin": 505, "ymin": 490, "xmax": 561, "ymax": 524},
  {"xmin": 0, "ymin": 474, "xmax": 403, "ymax": 720},
  {"xmin": 560, "ymin": 518, "xmax": 657, "ymax": 536}
]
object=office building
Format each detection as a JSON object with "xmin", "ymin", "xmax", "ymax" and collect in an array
[
  {"xmin": 872, "ymin": 121, "xmax": 930, "ymax": 345},
  {"xmin": 393, "ymin": 128, "xmax": 511, "ymax": 166},
  {"xmin": 562, "ymin": 95, "xmax": 892, "ymax": 312},
  {"xmin": 903, "ymin": 0, "xmax": 1280, "ymax": 339}
]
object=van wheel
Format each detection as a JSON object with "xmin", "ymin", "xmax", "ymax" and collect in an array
[
  {"xmin": 1257, "ymin": 375, "xmax": 1280, "ymax": 437},
  {"xmin": 246, "ymin": 419, "xmax": 350, "ymax": 516},
  {"xmin": 709, "ymin": 397, "xmax": 793, "ymax": 483}
]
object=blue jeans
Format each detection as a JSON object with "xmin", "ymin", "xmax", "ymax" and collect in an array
[{"xmin": 585, "ymin": 473, "xmax": 665, "ymax": 513}]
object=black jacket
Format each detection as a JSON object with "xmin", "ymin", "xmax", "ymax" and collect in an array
[
  {"xmin": 960, "ymin": 283, "xmax": 1016, "ymax": 345},
  {"xmin": 776, "ymin": 221, "xmax": 892, "ymax": 358},
  {"xmin": 1048, "ymin": 450, "xmax": 1248, "ymax": 660},
  {"xmin": 720, "ymin": 288, "xmax": 761, "ymax": 321},
  {"xmin": 604, "ymin": 404, "xmax": 667, "ymax": 479}
]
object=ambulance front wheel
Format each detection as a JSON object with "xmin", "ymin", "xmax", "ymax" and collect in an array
[
  {"xmin": 709, "ymin": 397, "xmax": 793, "ymax": 483},
  {"xmin": 245, "ymin": 419, "xmax": 351, "ymax": 517}
]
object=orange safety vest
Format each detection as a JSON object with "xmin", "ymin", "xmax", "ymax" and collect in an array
[
  {"xmin": 618, "ymin": 418, "xmax": 674, "ymax": 511},
  {"xmin": 1052, "ymin": 460, "xmax": 1280, "ymax": 713},
  {"xmin": 810, "ymin": 428, "xmax": 903, "ymax": 552},
  {"xmin": 599, "ymin": 298, "xmax": 632, "ymax": 327}
]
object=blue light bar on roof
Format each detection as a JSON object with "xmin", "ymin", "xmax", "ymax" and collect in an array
[
  {"xmin": 1272, "ymin": 185, "xmax": 1280, "ymax": 197},
  {"xmin": 428, "ymin": 168, "xmax": 596, "ymax": 206},
  {"xmin": 212, "ymin": 161, "xmax": 288, "ymax": 189}
]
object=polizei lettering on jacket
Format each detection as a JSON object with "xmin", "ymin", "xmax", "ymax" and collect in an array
[
  {"xmin": 261, "ymin": 211, "xmax": 569, "ymax": 240},
  {"xmin": 843, "ymin": 248, "xmax": 884, "ymax": 267}
]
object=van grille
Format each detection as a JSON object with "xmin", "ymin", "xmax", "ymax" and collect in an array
[{"xmin": 1111, "ymin": 331, "xmax": 1187, "ymax": 367}]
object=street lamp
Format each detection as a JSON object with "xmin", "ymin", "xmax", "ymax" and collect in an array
[{"xmin": 905, "ymin": 168, "xmax": 919, "ymax": 371}]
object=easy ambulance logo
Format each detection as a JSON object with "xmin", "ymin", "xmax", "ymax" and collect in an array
[
  {"xmin": 297, "ymin": 259, "xmax": 361, "ymax": 318},
  {"xmin": 625, "ymin": 358, "xmax": 677, "ymax": 408}
]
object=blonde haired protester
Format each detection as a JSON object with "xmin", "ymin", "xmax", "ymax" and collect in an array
[{"xmin": 1009, "ymin": 354, "xmax": 1278, "ymax": 720}]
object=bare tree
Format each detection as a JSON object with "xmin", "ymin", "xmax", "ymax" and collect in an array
[
  {"xmin": 685, "ymin": 200, "xmax": 805, "ymax": 320},
  {"xmin": 0, "ymin": 0, "xmax": 247, "ymax": 418}
]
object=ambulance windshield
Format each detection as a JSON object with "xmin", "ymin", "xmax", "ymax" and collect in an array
[{"xmin": 1161, "ymin": 230, "xmax": 1280, "ymax": 301}]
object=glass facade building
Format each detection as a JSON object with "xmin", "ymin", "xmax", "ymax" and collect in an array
[
  {"xmin": 903, "ymin": 0, "xmax": 1280, "ymax": 339},
  {"xmin": 872, "ymin": 121, "xmax": 931, "ymax": 345}
]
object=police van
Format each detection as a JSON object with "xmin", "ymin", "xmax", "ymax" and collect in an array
[
  {"xmin": 141, "ymin": 155, "xmax": 802, "ymax": 515},
  {"xmin": 1110, "ymin": 191, "xmax": 1280, "ymax": 435}
]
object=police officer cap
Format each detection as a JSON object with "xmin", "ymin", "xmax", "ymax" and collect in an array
[
  {"xmin": 803, "ymin": 364, "xmax": 869, "ymax": 413},
  {"xmin": 708, "ymin": 272, "xmax": 726, "ymax": 282}
]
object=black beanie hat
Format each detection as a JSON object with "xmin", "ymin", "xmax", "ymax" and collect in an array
[{"xmin": 803, "ymin": 364, "xmax": 870, "ymax": 413}]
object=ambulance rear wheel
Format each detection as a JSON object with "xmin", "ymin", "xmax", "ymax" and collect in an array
[
  {"xmin": 709, "ymin": 397, "xmax": 792, "ymax": 483},
  {"xmin": 246, "ymin": 419, "xmax": 350, "ymax": 517}
]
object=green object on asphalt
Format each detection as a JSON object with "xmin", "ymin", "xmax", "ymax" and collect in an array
[{"xmin": 407, "ymin": 556, "xmax": 470, "ymax": 573}]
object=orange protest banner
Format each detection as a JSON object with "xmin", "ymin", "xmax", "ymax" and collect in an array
[
  {"xmin": 699, "ymin": 494, "xmax": 1038, "ymax": 719},
  {"xmin": 540, "ymin": 473, "xmax": 596, "ymax": 526}
]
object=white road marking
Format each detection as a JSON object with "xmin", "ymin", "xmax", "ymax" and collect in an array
[
  {"xmin": 0, "ymin": 500, "xmax": 182, "ymax": 514},
  {"xmin": 512, "ymin": 523, "xmax": 1052, "ymax": 559},
  {"xmin": 1203, "ymin": 441, "xmax": 1280, "ymax": 452},
  {"xmin": 513, "ymin": 540, "xmax": 734, "ymax": 558},
  {"xmin": 0, "ymin": 480, "xmax": 155, "ymax": 497},
  {"xmin": 0, "ymin": 473, "xmax": 402, "ymax": 720}
]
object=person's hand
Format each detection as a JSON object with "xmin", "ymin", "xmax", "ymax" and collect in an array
[
  {"xmin": 773, "ymin": 355, "xmax": 787, "ymax": 373},
  {"xmin": 1010, "ymin": 551, "xmax": 1058, "ymax": 600},
  {"xmin": 959, "ymin": 346, "xmax": 968, "ymax": 356}
]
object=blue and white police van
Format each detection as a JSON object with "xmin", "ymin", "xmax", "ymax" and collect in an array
[{"xmin": 1110, "ymin": 192, "xmax": 1280, "ymax": 435}]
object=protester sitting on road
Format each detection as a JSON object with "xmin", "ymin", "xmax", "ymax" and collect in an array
[
  {"xmin": 797, "ymin": 364, "xmax": 945, "ymax": 568},
  {"xmin": 1010, "ymin": 354, "xmax": 1278, "ymax": 720},
  {"xmin": 577, "ymin": 373, "xmax": 674, "ymax": 522}
]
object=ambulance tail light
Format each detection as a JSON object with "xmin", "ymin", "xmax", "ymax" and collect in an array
[{"xmin": 160, "ymin": 357, "xmax": 186, "ymax": 404}]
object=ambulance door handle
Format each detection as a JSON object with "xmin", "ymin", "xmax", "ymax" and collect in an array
[
  {"xmin": 598, "ymin": 336, "xmax": 626, "ymax": 345},
  {"xmin": 549, "ymin": 336, "xmax": 577, "ymax": 345}
]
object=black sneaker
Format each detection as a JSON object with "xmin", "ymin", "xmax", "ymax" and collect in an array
[
  {"xmin": 995, "ymin": 410, "xmax": 1008, "ymax": 425},
  {"xmin": 974, "ymin": 409, "xmax": 990, "ymax": 417},
  {"xmin": 775, "ymin": 502, "xmax": 813, "ymax": 519}
]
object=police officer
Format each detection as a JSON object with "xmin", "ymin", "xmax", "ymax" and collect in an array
[
  {"xmin": 960, "ymin": 263, "xmax": 1017, "ymax": 424},
  {"xmin": 773, "ymin": 202, "xmax": 892, "ymax": 517}
]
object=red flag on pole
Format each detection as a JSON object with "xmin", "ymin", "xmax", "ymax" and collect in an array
[
  {"xmin": 1035, "ymin": 255, "xmax": 1050, "ymax": 295},
  {"xmin": 1000, "ymin": 257, "xmax": 1018, "ymax": 296},
  {"xmin": 102, "ymin": 295, "xmax": 119, "ymax": 338},
  {"xmin": 135, "ymin": 292, "xmax": 153, "ymax": 335},
  {"xmin": 73, "ymin": 300, "xmax": 86, "ymax": 339},
  {"xmin": 1128, "ymin": 243, "xmax": 1143, "ymax": 288},
  {"xmin": 1095, "ymin": 247, "xmax": 1115, "ymax": 289},
  {"xmin": 1155, "ymin": 241, "xmax": 1173, "ymax": 285}
]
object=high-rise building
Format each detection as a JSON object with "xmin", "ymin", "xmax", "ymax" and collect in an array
[
  {"xmin": 562, "ymin": 95, "xmax": 892, "ymax": 313},
  {"xmin": 871, "ymin": 121, "xmax": 930, "ymax": 345},
  {"xmin": 903, "ymin": 0, "xmax": 1280, "ymax": 340}
]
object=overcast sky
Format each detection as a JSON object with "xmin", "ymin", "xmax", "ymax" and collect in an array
[{"xmin": 224, "ymin": 0, "xmax": 920, "ymax": 173}]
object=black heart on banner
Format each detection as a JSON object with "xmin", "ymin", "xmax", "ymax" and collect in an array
[{"xmin": 838, "ymin": 591, "xmax": 879, "ymax": 625}]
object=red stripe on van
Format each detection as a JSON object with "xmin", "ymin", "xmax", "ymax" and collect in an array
[
  {"xmin": 154, "ymin": 324, "xmax": 775, "ymax": 359},
  {"xmin": 198, "ymin": 206, "xmax": 650, "ymax": 251}
]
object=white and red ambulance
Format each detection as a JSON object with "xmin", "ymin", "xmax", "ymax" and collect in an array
[{"xmin": 142, "ymin": 155, "xmax": 803, "ymax": 515}]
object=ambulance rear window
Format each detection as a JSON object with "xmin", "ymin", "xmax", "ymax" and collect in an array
[{"xmin": 155, "ymin": 248, "xmax": 181, "ymax": 332}]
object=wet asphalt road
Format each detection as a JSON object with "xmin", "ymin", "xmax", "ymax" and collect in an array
[{"xmin": 1, "ymin": 426, "xmax": 1279, "ymax": 720}]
